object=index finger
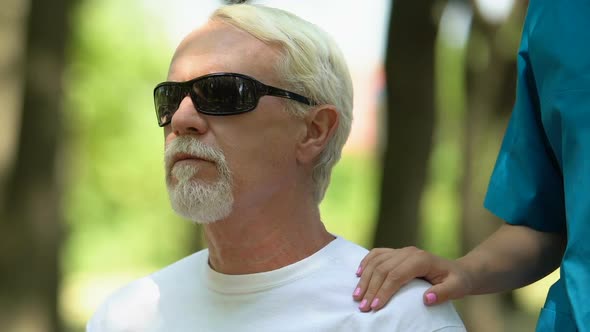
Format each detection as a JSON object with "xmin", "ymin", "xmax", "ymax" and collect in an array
[{"xmin": 357, "ymin": 248, "xmax": 393, "ymax": 276}]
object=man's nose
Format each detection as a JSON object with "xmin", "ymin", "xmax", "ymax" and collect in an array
[{"xmin": 169, "ymin": 95, "xmax": 209, "ymax": 136}]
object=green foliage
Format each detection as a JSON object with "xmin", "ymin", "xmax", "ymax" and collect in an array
[
  {"xmin": 321, "ymin": 153, "xmax": 379, "ymax": 248},
  {"xmin": 419, "ymin": 39, "xmax": 467, "ymax": 258}
]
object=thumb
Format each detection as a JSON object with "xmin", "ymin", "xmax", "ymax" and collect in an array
[{"xmin": 422, "ymin": 278, "xmax": 463, "ymax": 306}]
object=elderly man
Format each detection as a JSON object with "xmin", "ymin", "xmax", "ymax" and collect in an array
[{"xmin": 87, "ymin": 4, "xmax": 465, "ymax": 332}]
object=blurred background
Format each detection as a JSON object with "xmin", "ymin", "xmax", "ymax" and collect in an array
[{"xmin": 0, "ymin": 0, "xmax": 559, "ymax": 330}]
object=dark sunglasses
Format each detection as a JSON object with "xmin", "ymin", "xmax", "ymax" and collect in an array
[{"xmin": 153, "ymin": 72, "xmax": 315, "ymax": 127}]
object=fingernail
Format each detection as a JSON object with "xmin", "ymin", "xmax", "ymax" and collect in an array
[
  {"xmin": 356, "ymin": 266, "xmax": 362, "ymax": 276},
  {"xmin": 359, "ymin": 299, "xmax": 367, "ymax": 309},
  {"xmin": 353, "ymin": 287, "xmax": 361, "ymax": 297},
  {"xmin": 425, "ymin": 293, "xmax": 437, "ymax": 305},
  {"xmin": 370, "ymin": 298, "xmax": 379, "ymax": 309}
]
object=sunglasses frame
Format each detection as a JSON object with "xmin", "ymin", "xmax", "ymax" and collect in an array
[{"xmin": 154, "ymin": 72, "xmax": 315, "ymax": 127}]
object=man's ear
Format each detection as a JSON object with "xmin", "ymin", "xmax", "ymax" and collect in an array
[{"xmin": 296, "ymin": 105, "xmax": 339, "ymax": 164}]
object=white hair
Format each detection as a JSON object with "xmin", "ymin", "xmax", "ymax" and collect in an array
[{"xmin": 211, "ymin": 4, "xmax": 354, "ymax": 203}]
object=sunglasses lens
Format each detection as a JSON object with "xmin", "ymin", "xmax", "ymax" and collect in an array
[
  {"xmin": 153, "ymin": 75, "xmax": 263, "ymax": 126},
  {"xmin": 192, "ymin": 76, "xmax": 258, "ymax": 114},
  {"xmin": 154, "ymin": 84, "xmax": 184, "ymax": 126}
]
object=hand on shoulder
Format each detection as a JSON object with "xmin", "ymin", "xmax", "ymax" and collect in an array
[{"xmin": 353, "ymin": 247, "xmax": 472, "ymax": 312}]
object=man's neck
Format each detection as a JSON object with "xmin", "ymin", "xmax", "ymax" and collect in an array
[{"xmin": 202, "ymin": 201, "xmax": 334, "ymax": 275}]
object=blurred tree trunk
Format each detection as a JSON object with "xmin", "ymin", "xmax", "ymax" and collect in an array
[
  {"xmin": 458, "ymin": 1, "xmax": 527, "ymax": 331},
  {"xmin": 0, "ymin": 0, "xmax": 75, "ymax": 330},
  {"xmin": 0, "ymin": 1, "xmax": 27, "ymax": 186},
  {"xmin": 374, "ymin": 0, "xmax": 442, "ymax": 248}
]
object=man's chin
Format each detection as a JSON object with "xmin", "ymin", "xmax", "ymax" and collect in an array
[
  {"xmin": 167, "ymin": 176, "xmax": 219, "ymax": 188},
  {"xmin": 190, "ymin": 217, "xmax": 223, "ymax": 225},
  {"xmin": 165, "ymin": 172, "xmax": 234, "ymax": 225},
  {"xmin": 167, "ymin": 190, "xmax": 233, "ymax": 225},
  {"xmin": 171, "ymin": 206, "xmax": 231, "ymax": 225}
]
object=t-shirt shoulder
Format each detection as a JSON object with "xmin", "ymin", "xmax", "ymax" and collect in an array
[
  {"xmin": 322, "ymin": 236, "xmax": 369, "ymax": 268},
  {"xmin": 86, "ymin": 276, "xmax": 161, "ymax": 331},
  {"xmin": 86, "ymin": 250, "xmax": 208, "ymax": 332},
  {"xmin": 306, "ymin": 238, "xmax": 466, "ymax": 331},
  {"xmin": 365, "ymin": 279, "xmax": 466, "ymax": 332}
]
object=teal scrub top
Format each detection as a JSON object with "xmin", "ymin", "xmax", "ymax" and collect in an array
[{"xmin": 484, "ymin": 0, "xmax": 590, "ymax": 331}]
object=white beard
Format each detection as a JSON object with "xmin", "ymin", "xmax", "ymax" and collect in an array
[{"xmin": 165, "ymin": 136, "xmax": 234, "ymax": 224}]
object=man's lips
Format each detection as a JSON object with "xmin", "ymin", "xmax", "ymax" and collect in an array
[{"xmin": 170, "ymin": 153, "xmax": 212, "ymax": 167}]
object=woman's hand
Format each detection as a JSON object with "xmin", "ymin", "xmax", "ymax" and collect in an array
[{"xmin": 353, "ymin": 247, "xmax": 473, "ymax": 312}]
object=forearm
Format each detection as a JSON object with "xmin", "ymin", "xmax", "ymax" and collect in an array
[{"xmin": 458, "ymin": 223, "xmax": 566, "ymax": 295}]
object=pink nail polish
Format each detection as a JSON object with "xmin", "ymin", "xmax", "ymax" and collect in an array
[
  {"xmin": 353, "ymin": 287, "xmax": 361, "ymax": 297},
  {"xmin": 359, "ymin": 299, "xmax": 367, "ymax": 309},
  {"xmin": 356, "ymin": 266, "xmax": 362, "ymax": 276},
  {"xmin": 370, "ymin": 298, "xmax": 379, "ymax": 309},
  {"xmin": 425, "ymin": 293, "xmax": 437, "ymax": 305}
]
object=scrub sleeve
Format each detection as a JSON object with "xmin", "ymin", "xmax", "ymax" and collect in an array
[{"xmin": 483, "ymin": 0, "xmax": 589, "ymax": 330}]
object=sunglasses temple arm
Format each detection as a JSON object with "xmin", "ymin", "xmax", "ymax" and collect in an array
[{"xmin": 265, "ymin": 86, "xmax": 314, "ymax": 106}]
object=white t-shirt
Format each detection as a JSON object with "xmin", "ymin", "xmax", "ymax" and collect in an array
[{"xmin": 87, "ymin": 237, "xmax": 466, "ymax": 332}]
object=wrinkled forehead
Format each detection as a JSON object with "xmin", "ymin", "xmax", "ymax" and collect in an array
[{"xmin": 167, "ymin": 21, "xmax": 282, "ymax": 85}]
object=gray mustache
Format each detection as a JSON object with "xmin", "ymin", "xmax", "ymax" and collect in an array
[{"xmin": 165, "ymin": 137, "xmax": 227, "ymax": 169}]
